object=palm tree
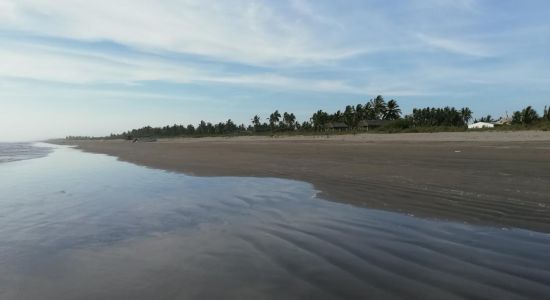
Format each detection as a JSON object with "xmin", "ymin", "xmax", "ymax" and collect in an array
[
  {"xmin": 268, "ymin": 110, "xmax": 281, "ymax": 131},
  {"xmin": 330, "ymin": 110, "xmax": 343, "ymax": 122},
  {"xmin": 225, "ymin": 119, "xmax": 237, "ymax": 133},
  {"xmin": 370, "ymin": 95, "xmax": 387, "ymax": 120},
  {"xmin": 479, "ymin": 115, "xmax": 493, "ymax": 123},
  {"xmin": 252, "ymin": 115, "xmax": 260, "ymax": 127},
  {"xmin": 343, "ymin": 105, "xmax": 358, "ymax": 128},
  {"xmin": 310, "ymin": 110, "xmax": 328, "ymax": 131},
  {"xmin": 288, "ymin": 113, "xmax": 297, "ymax": 129},
  {"xmin": 282, "ymin": 112, "xmax": 297, "ymax": 130},
  {"xmin": 512, "ymin": 111, "xmax": 523, "ymax": 124},
  {"xmin": 251, "ymin": 115, "xmax": 261, "ymax": 130},
  {"xmin": 384, "ymin": 100, "xmax": 401, "ymax": 120},
  {"xmin": 460, "ymin": 107, "xmax": 473, "ymax": 125},
  {"xmin": 355, "ymin": 104, "xmax": 364, "ymax": 120},
  {"xmin": 522, "ymin": 106, "xmax": 539, "ymax": 124},
  {"xmin": 364, "ymin": 102, "xmax": 376, "ymax": 119}
]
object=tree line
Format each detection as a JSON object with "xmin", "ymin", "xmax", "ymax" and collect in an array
[
  {"xmin": 512, "ymin": 105, "xmax": 550, "ymax": 125},
  {"xmin": 67, "ymin": 96, "xmax": 550, "ymax": 140},
  {"xmin": 109, "ymin": 95, "xmax": 409, "ymax": 139}
]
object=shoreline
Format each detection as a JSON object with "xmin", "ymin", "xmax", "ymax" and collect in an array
[{"xmin": 52, "ymin": 131, "xmax": 550, "ymax": 232}]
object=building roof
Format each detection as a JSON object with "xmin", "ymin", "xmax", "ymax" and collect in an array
[
  {"xmin": 326, "ymin": 122, "xmax": 348, "ymax": 129},
  {"xmin": 468, "ymin": 122, "xmax": 494, "ymax": 129},
  {"xmin": 493, "ymin": 117, "xmax": 512, "ymax": 125},
  {"xmin": 358, "ymin": 120, "xmax": 392, "ymax": 127}
]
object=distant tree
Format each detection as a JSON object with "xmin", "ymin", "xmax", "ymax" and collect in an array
[
  {"xmin": 543, "ymin": 106, "xmax": 550, "ymax": 121},
  {"xmin": 460, "ymin": 107, "xmax": 473, "ymax": 124},
  {"xmin": 409, "ymin": 106, "xmax": 469, "ymax": 127},
  {"xmin": 206, "ymin": 122, "xmax": 214, "ymax": 134},
  {"xmin": 282, "ymin": 112, "xmax": 297, "ymax": 130},
  {"xmin": 268, "ymin": 110, "xmax": 281, "ymax": 131},
  {"xmin": 301, "ymin": 121, "xmax": 313, "ymax": 130},
  {"xmin": 197, "ymin": 120, "xmax": 208, "ymax": 135},
  {"xmin": 330, "ymin": 110, "xmax": 344, "ymax": 122},
  {"xmin": 512, "ymin": 106, "xmax": 539, "ymax": 125},
  {"xmin": 343, "ymin": 105, "xmax": 358, "ymax": 129},
  {"xmin": 310, "ymin": 110, "xmax": 329, "ymax": 131},
  {"xmin": 251, "ymin": 115, "xmax": 261, "ymax": 131},
  {"xmin": 225, "ymin": 119, "xmax": 237, "ymax": 133},
  {"xmin": 355, "ymin": 104, "xmax": 365, "ymax": 120},
  {"xmin": 384, "ymin": 100, "xmax": 401, "ymax": 120},
  {"xmin": 512, "ymin": 111, "xmax": 523, "ymax": 124},
  {"xmin": 364, "ymin": 101, "xmax": 376, "ymax": 120},
  {"xmin": 522, "ymin": 106, "xmax": 539, "ymax": 124},
  {"xmin": 370, "ymin": 95, "xmax": 387, "ymax": 120},
  {"xmin": 479, "ymin": 115, "xmax": 493, "ymax": 123}
]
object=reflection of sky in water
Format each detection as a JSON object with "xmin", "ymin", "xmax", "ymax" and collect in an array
[{"xmin": 1, "ymin": 145, "xmax": 549, "ymax": 299}]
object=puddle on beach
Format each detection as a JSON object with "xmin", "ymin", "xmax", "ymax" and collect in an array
[{"xmin": 1, "ymin": 144, "xmax": 549, "ymax": 299}]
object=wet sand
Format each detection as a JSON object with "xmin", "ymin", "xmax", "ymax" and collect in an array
[
  {"xmin": 3, "ymin": 144, "xmax": 550, "ymax": 299},
  {"xmin": 54, "ymin": 131, "xmax": 550, "ymax": 232}
]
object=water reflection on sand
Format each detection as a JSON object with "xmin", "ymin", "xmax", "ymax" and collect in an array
[{"xmin": 1, "ymin": 145, "xmax": 549, "ymax": 299}]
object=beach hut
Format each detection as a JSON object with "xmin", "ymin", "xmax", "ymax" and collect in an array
[
  {"xmin": 358, "ymin": 120, "xmax": 392, "ymax": 131},
  {"xmin": 468, "ymin": 122, "xmax": 495, "ymax": 129},
  {"xmin": 325, "ymin": 122, "xmax": 349, "ymax": 131}
]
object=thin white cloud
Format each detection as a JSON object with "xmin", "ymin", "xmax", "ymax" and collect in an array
[
  {"xmin": 1, "ymin": 0, "xmax": 364, "ymax": 66},
  {"xmin": 416, "ymin": 33, "xmax": 490, "ymax": 57},
  {"xmin": 289, "ymin": 0, "xmax": 344, "ymax": 29},
  {"xmin": 0, "ymin": 39, "xmax": 367, "ymax": 94}
]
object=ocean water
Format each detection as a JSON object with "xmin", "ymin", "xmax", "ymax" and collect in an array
[
  {"xmin": 0, "ymin": 143, "xmax": 52, "ymax": 163},
  {"xmin": 0, "ymin": 144, "xmax": 549, "ymax": 299}
]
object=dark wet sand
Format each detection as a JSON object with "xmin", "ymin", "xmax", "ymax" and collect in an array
[{"xmin": 54, "ymin": 132, "xmax": 550, "ymax": 232}]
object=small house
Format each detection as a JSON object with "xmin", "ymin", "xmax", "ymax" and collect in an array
[
  {"xmin": 325, "ymin": 122, "xmax": 349, "ymax": 131},
  {"xmin": 358, "ymin": 120, "xmax": 392, "ymax": 130}
]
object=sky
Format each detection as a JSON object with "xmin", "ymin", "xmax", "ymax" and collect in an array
[{"xmin": 1, "ymin": 0, "xmax": 549, "ymax": 141}]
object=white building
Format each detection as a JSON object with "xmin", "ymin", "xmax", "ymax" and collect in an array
[{"xmin": 468, "ymin": 122, "xmax": 495, "ymax": 129}]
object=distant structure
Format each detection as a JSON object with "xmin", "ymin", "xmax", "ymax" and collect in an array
[
  {"xmin": 468, "ymin": 122, "xmax": 495, "ymax": 129},
  {"xmin": 325, "ymin": 122, "xmax": 349, "ymax": 131},
  {"xmin": 358, "ymin": 120, "xmax": 392, "ymax": 130},
  {"xmin": 493, "ymin": 117, "xmax": 512, "ymax": 126},
  {"xmin": 325, "ymin": 120, "xmax": 392, "ymax": 131}
]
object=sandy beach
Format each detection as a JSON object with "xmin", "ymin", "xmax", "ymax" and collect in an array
[{"xmin": 55, "ymin": 131, "xmax": 550, "ymax": 232}]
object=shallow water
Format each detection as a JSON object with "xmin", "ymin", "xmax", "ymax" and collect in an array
[
  {"xmin": 0, "ymin": 144, "xmax": 549, "ymax": 299},
  {"xmin": 0, "ymin": 142, "xmax": 51, "ymax": 163}
]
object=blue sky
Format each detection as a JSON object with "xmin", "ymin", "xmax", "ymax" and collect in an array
[{"xmin": 1, "ymin": 0, "xmax": 549, "ymax": 141}]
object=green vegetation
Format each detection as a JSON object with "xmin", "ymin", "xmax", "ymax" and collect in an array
[
  {"xmin": 66, "ymin": 97, "xmax": 550, "ymax": 140},
  {"xmin": 513, "ymin": 106, "xmax": 539, "ymax": 125},
  {"xmin": 504, "ymin": 105, "xmax": 550, "ymax": 131}
]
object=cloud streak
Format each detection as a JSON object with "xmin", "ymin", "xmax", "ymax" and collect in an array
[
  {"xmin": 416, "ymin": 33, "xmax": 490, "ymax": 57},
  {"xmin": 0, "ymin": 38, "xmax": 369, "ymax": 94},
  {"xmin": 2, "ymin": 0, "xmax": 366, "ymax": 66}
]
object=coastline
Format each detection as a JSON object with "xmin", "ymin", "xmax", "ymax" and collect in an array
[{"xmin": 52, "ymin": 131, "xmax": 550, "ymax": 232}]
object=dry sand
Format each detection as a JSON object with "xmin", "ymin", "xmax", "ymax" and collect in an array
[{"xmin": 54, "ymin": 131, "xmax": 550, "ymax": 232}]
